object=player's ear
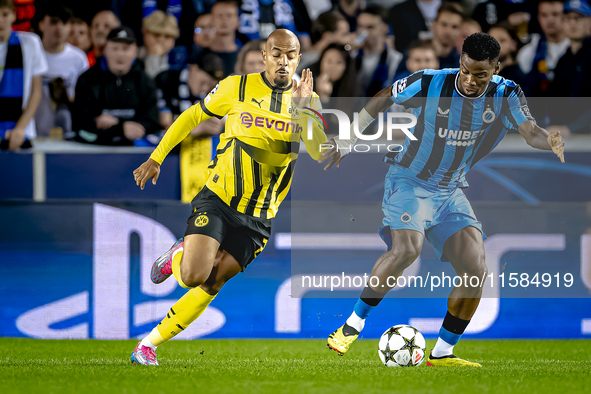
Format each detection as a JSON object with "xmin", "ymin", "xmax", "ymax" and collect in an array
[
  {"xmin": 494, "ymin": 61, "xmax": 501, "ymax": 75},
  {"xmin": 262, "ymin": 50, "xmax": 266, "ymax": 62}
]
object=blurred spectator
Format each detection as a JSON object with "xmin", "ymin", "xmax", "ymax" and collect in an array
[
  {"xmin": 90, "ymin": 10, "xmax": 120, "ymax": 60},
  {"xmin": 302, "ymin": 0, "xmax": 333, "ymax": 21},
  {"xmin": 68, "ymin": 18, "xmax": 94, "ymax": 66},
  {"xmin": 155, "ymin": 50, "xmax": 224, "ymax": 133},
  {"xmin": 34, "ymin": 4, "xmax": 88, "ymax": 139},
  {"xmin": 310, "ymin": 9, "xmax": 352, "ymax": 53},
  {"xmin": 189, "ymin": 13, "xmax": 215, "ymax": 63},
  {"xmin": 111, "ymin": 0, "xmax": 198, "ymax": 47},
  {"xmin": 455, "ymin": 18, "xmax": 481, "ymax": 55},
  {"xmin": 310, "ymin": 43, "xmax": 360, "ymax": 98},
  {"xmin": 73, "ymin": 27, "xmax": 160, "ymax": 146},
  {"xmin": 517, "ymin": 1, "xmax": 569, "ymax": 95},
  {"xmin": 432, "ymin": 2, "xmax": 464, "ymax": 68},
  {"xmin": 209, "ymin": 0, "xmax": 241, "ymax": 78},
  {"xmin": 388, "ymin": 0, "xmax": 442, "ymax": 53},
  {"xmin": 299, "ymin": 9, "xmax": 353, "ymax": 70},
  {"xmin": 138, "ymin": 10, "xmax": 180, "ymax": 79},
  {"xmin": 0, "ymin": 0, "xmax": 47, "ymax": 151},
  {"xmin": 472, "ymin": 0, "xmax": 532, "ymax": 33},
  {"xmin": 235, "ymin": 39, "xmax": 266, "ymax": 75},
  {"xmin": 400, "ymin": 39, "xmax": 440, "ymax": 78},
  {"xmin": 489, "ymin": 21, "xmax": 533, "ymax": 97},
  {"xmin": 336, "ymin": 0, "xmax": 362, "ymax": 32},
  {"xmin": 36, "ymin": 0, "xmax": 112, "ymax": 28},
  {"xmin": 355, "ymin": 5, "xmax": 403, "ymax": 96},
  {"xmin": 193, "ymin": 13, "xmax": 214, "ymax": 49},
  {"xmin": 237, "ymin": 0, "xmax": 313, "ymax": 49},
  {"xmin": 547, "ymin": 0, "xmax": 591, "ymax": 136}
]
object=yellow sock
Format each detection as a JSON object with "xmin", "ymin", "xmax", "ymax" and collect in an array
[
  {"xmin": 148, "ymin": 286, "xmax": 216, "ymax": 345},
  {"xmin": 171, "ymin": 249, "xmax": 191, "ymax": 289}
]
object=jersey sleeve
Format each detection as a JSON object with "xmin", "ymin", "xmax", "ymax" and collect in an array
[
  {"xmin": 501, "ymin": 84, "xmax": 535, "ymax": 131},
  {"xmin": 391, "ymin": 71, "xmax": 423, "ymax": 109},
  {"xmin": 199, "ymin": 75, "xmax": 238, "ymax": 119},
  {"xmin": 149, "ymin": 102, "xmax": 210, "ymax": 164}
]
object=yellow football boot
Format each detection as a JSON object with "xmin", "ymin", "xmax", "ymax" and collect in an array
[
  {"xmin": 327, "ymin": 324, "xmax": 359, "ymax": 355},
  {"xmin": 426, "ymin": 351, "xmax": 482, "ymax": 367}
]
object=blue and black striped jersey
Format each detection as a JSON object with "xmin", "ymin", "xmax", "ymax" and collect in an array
[{"xmin": 387, "ymin": 69, "xmax": 534, "ymax": 188}]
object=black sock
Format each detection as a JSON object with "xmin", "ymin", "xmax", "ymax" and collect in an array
[
  {"xmin": 360, "ymin": 286, "xmax": 385, "ymax": 307},
  {"xmin": 442, "ymin": 311, "xmax": 470, "ymax": 335}
]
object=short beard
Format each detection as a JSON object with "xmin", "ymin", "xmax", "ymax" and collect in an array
[{"xmin": 272, "ymin": 76, "xmax": 289, "ymax": 88}]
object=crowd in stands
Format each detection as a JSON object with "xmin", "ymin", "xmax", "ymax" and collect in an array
[{"xmin": 1, "ymin": 0, "xmax": 590, "ymax": 151}]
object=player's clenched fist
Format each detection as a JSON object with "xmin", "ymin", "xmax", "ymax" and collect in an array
[
  {"xmin": 547, "ymin": 130, "xmax": 565, "ymax": 163},
  {"xmin": 133, "ymin": 158, "xmax": 160, "ymax": 190}
]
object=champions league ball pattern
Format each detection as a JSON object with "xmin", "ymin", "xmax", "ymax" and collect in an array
[{"xmin": 378, "ymin": 325, "xmax": 426, "ymax": 367}]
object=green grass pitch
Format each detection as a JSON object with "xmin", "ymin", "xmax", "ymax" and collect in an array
[{"xmin": 1, "ymin": 338, "xmax": 590, "ymax": 393}]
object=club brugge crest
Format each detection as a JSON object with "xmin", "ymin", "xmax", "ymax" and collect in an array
[
  {"xmin": 400, "ymin": 211, "xmax": 412, "ymax": 223},
  {"xmin": 482, "ymin": 107, "xmax": 496, "ymax": 123}
]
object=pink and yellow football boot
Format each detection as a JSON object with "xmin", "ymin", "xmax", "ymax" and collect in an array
[{"xmin": 151, "ymin": 238, "xmax": 184, "ymax": 284}]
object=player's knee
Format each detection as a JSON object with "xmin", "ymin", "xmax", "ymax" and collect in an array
[
  {"xmin": 388, "ymin": 243, "xmax": 421, "ymax": 265},
  {"xmin": 180, "ymin": 267, "xmax": 208, "ymax": 288},
  {"xmin": 461, "ymin": 254, "xmax": 488, "ymax": 278}
]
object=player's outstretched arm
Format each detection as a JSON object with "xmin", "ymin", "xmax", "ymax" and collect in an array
[
  {"xmin": 134, "ymin": 158, "xmax": 160, "ymax": 190},
  {"xmin": 319, "ymin": 86, "xmax": 395, "ymax": 170},
  {"xmin": 518, "ymin": 120, "xmax": 565, "ymax": 163}
]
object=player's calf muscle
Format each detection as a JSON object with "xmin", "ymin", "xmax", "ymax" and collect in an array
[{"xmin": 371, "ymin": 247, "xmax": 421, "ymax": 287}]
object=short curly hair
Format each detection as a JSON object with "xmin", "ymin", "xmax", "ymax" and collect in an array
[{"xmin": 462, "ymin": 32, "xmax": 501, "ymax": 64}]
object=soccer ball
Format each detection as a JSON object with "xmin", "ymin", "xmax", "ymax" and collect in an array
[{"xmin": 378, "ymin": 324, "xmax": 426, "ymax": 367}]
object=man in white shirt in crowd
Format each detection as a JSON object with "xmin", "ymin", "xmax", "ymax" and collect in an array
[
  {"xmin": 0, "ymin": 0, "xmax": 48, "ymax": 151},
  {"xmin": 517, "ymin": 0, "xmax": 570, "ymax": 94},
  {"xmin": 34, "ymin": 3, "xmax": 89, "ymax": 139}
]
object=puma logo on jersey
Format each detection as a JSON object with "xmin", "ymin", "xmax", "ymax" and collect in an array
[{"xmin": 251, "ymin": 98, "xmax": 263, "ymax": 108}]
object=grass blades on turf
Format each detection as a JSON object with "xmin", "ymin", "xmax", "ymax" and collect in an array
[{"xmin": 0, "ymin": 338, "xmax": 590, "ymax": 393}]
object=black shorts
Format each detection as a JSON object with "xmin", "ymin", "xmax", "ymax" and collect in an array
[{"xmin": 185, "ymin": 187, "xmax": 272, "ymax": 270}]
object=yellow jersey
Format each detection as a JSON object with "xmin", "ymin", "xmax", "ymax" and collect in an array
[{"xmin": 150, "ymin": 72, "xmax": 328, "ymax": 219}]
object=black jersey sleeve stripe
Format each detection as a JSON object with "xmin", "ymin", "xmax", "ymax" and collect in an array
[
  {"xmin": 407, "ymin": 71, "xmax": 424, "ymax": 86},
  {"xmin": 416, "ymin": 73, "xmax": 456, "ymax": 181},
  {"xmin": 199, "ymin": 100, "xmax": 223, "ymax": 119}
]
